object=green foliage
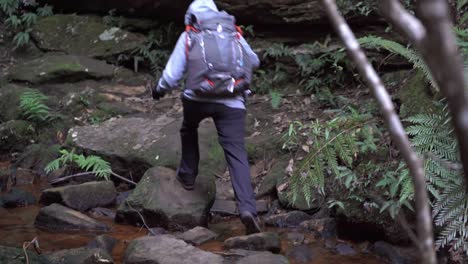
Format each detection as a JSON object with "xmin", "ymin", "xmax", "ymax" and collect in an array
[
  {"xmin": 102, "ymin": 9, "xmax": 123, "ymax": 27},
  {"xmin": 45, "ymin": 149, "xmax": 112, "ymax": 180},
  {"xmin": 19, "ymin": 89, "xmax": 51, "ymax": 122},
  {"xmin": 0, "ymin": 0, "xmax": 53, "ymax": 47},
  {"xmin": 269, "ymin": 90, "xmax": 282, "ymax": 109},
  {"xmin": 358, "ymin": 36, "xmax": 439, "ymax": 91},
  {"xmin": 284, "ymin": 109, "xmax": 378, "ymax": 204}
]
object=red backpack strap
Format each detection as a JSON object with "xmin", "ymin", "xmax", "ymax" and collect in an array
[
  {"xmin": 235, "ymin": 25, "xmax": 243, "ymax": 39},
  {"xmin": 185, "ymin": 25, "xmax": 199, "ymax": 59}
]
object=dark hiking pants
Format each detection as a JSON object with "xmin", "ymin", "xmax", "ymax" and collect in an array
[{"xmin": 177, "ymin": 97, "xmax": 257, "ymax": 216}]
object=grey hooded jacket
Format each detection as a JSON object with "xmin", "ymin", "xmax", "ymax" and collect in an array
[{"xmin": 157, "ymin": 0, "xmax": 260, "ymax": 109}]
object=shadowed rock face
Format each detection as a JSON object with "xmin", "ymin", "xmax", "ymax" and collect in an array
[{"xmin": 38, "ymin": 0, "xmax": 367, "ymax": 27}]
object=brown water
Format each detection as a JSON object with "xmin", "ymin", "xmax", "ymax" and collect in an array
[{"xmin": 0, "ymin": 182, "xmax": 384, "ymax": 263}]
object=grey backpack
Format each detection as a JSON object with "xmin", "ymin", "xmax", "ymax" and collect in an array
[{"xmin": 185, "ymin": 11, "xmax": 252, "ymax": 97}]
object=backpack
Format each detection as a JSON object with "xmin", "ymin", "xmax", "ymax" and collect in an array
[{"xmin": 185, "ymin": 11, "xmax": 252, "ymax": 97}]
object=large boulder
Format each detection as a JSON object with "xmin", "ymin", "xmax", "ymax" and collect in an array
[
  {"xmin": 123, "ymin": 235, "xmax": 223, "ymax": 264},
  {"xmin": 40, "ymin": 181, "xmax": 117, "ymax": 212},
  {"xmin": 45, "ymin": 247, "xmax": 113, "ymax": 264},
  {"xmin": 115, "ymin": 167, "xmax": 216, "ymax": 230},
  {"xmin": 40, "ymin": 0, "xmax": 376, "ymax": 28},
  {"xmin": 69, "ymin": 115, "xmax": 224, "ymax": 177},
  {"xmin": 8, "ymin": 54, "xmax": 116, "ymax": 84},
  {"xmin": 32, "ymin": 14, "xmax": 146, "ymax": 59},
  {"xmin": 0, "ymin": 246, "xmax": 50, "ymax": 264},
  {"xmin": 35, "ymin": 203, "xmax": 110, "ymax": 232}
]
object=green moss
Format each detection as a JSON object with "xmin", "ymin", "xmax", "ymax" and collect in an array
[{"xmin": 397, "ymin": 70, "xmax": 437, "ymax": 118}]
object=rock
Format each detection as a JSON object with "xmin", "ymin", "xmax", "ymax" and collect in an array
[
  {"xmin": 32, "ymin": 14, "xmax": 146, "ymax": 59},
  {"xmin": 210, "ymin": 199, "xmax": 269, "ymax": 216},
  {"xmin": 0, "ymin": 120, "xmax": 35, "ymax": 152},
  {"xmin": 35, "ymin": 203, "xmax": 110, "ymax": 232},
  {"xmin": 216, "ymin": 180, "xmax": 236, "ymax": 200},
  {"xmin": 147, "ymin": 227, "xmax": 169, "ymax": 236},
  {"xmin": 0, "ymin": 169, "xmax": 8, "ymax": 191},
  {"xmin": 224, "ymin": 232, "xmax": 281, "ymax": 253},
  {"xmin": 335, "ymin": 243, "xmax": 357, "ymax": 256},
  {"xmin": 86, "ymin": 235, "xmax": 118, "ymax": 255},
  {"xmin": 8, "ymin": 54, "xmax": 116, "ymax": 84},
  {"xmin": 40, "ymin": 181, "xmax": 117, "ymax": 212},
  {"xmin": 116, "ymin": 191, "xmax": 132, "ymax": 205},
  {"xmin": 123, "ymin": 235, "xmax": 223, "ymax": 264},
  {"xmin": 237, "ymin": 251, "xmax": 289, "ymax": 264},
  {"xmin": 299, "ymin": 218, "xmax": 337, "ymax": 239},
  {"xmin": 287, "ymin": 244, "xmax": 314, "ymax": 263},
  {"xmin": 286, "ymin": 232, "xmax": 305, "ymax": 244},
  {"xmin": 255, "ymin": 156, "xmax": 290, "ymax": 198},
  {"xmin": 69, "ymin": 116, "xmax": 223, "ymax": 178},
  {"xmin": 0, "ymin": 187, "xmax": 36, "ymax": 208},
  {"xmin": 176, "ymin": 226, "xmax": 218, "ymax": 246},
  {"xmin": 115, "ymin": 167, "xmax": 215, "ymax": 231},
  {"xmin": 0, "ymin": 246, "xmax": 50, "ymax": 264},
  {"xmin": 45, "ymin": 247, "xmax": 113, "ymax": 264},
  {"xmin": 89, "ymin": 207, "xmax": 117, "ymax": 219},
  {"xmin": 0, "ymin": 84, "xmax": 28, "ymax": 121},
  {"xmin": 14, "ymin": 168, "xmax": 38, "ymax": 185},
  {"xmin": 371, "ymin": 241, "xmax": 406, "ymax": 264},
  {"xmin": 396, "ymin": 70, "xmax": 437, "ymax": 118},
  {"xmin": 264, "ymin": 211, "xmax": 312, "ymax": 228}
]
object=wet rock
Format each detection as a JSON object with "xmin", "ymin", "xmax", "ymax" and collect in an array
[
  {"xmin": 8, "ymin": 54, "xmax": 116, "ymax": 84},
  {"xmin": 286, "ymin": 232, "xmax": 305, "ymax": 244},
  {"xmin": 89, "ymin": 207, "xmax": 117, "ymax": 219},
  {"xmin": 264, "ymin": 211, "xmax": 312, "ymax": 228},
  {"xmin": 45, "ymin": 247, "xmax": 113, "ymax": 264},
  {"xmin": 147, "ymin": 227, "xmax": 169, "ymax": 236},
  {"xmin": 210, "ymin": 199, "xmax": 269, "ymax": 216},
  {"xmin": 0, "ymin": 246, "xmax": 50, "ymax": 264},
  {"xmin": 116, "ymin": 190, "xmax": 132, "ymax": 205},
  {"xmin": 123, "ymin": 235, "xmax": 223, "ymax": 264},
  {"xmin": 237, "ymin": 251, "xmax": 289, "ymax": 264},
  {"xmin": 176, "ymin": 226, "xmax": 218, "ymax": 246},
  {"xmin": 299, "ymin": 218, "xmax": 337, "ymax": 239},
  {"xmin": 69, "ymin": 116, "xmax": 223, "ymax": 177},
  {"xmin": 335, "ymin": 243, "xmax": 357, "ymax": 256},
  {"xmin": 14, "ymin": 168, "xmax": 38, "ymax": 185},
  {"xmin": 0, "ymin": 120, "xmax": 35, "ymax": 152},
  {"xmin": 371, "ymin": 241, "xmax": 406, "ymax": 264},
  {"xmin": 40, "ymin": 181, "xmax": 117, "ymax": 212},
  {"xmin": 0, "ymin": 187, "xmax": 36, "ymax": 208},
  {"xmin": 35, "ymin": 203, "xmax": 110, "ymax": 232},
  {"xmin": 255, "ymin": 156, "xmax": 290, "ymax": 198},
  {"xmin": 86, "ymin": 235, "xmax": 118, "ymax": 255},
  {"xmin": 224, "ymin": 232, "xmax": 281, "ymax": 253},
  {"xmin": 287, "ymin": 244, "xmax": 314, "ymax": 263},
  {"xmin": 115, "ymin": 167, "xmax": 215, "ymax": 231},
  {"xmin": 32, "ymin": 14, "xmax": 146, "ymax": 59}
]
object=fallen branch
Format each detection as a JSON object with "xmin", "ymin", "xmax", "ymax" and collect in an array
[
  {"xmin": 49, "ymin": 171, "xmax": 137, "ymax": 186},
  {"xmin": 125, "ymin": 201, "xmax": 157, "ymax": 236},
  {"xmin": 321, "ymin": 1, "xmax": 436, "ymax": 263},
  {"xmin": 22, "ymin": 237, "xmax": 41, "ymax": 264}
]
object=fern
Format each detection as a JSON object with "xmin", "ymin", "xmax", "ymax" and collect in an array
[
  {"xmin": 286, "ymin": 111, "xmax": 377, "ymax": 205},
  {"xmin": 19, "ymin": 89, "xmax": 51, "ymax": 122},
  {"xmin": 358, "ymin": 36, "xmax": 439, "ymax": 91},
  {"xmin": 45, "ymin": 149, "xmax": 112, "ymax": 181}
]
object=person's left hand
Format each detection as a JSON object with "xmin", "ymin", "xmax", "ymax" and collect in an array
[{"xmin": 151, "ymin": 83, "xmax": 166, "ymax": 100}]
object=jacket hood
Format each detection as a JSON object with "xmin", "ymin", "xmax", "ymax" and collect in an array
[{"xmin": 184, "ymin": 0, "xmax": 219, "ymax": 25}]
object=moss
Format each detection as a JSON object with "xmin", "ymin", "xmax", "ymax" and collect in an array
[{"xmin": 397, "ymin": 70, "xmax": 437, "ymax": 118}]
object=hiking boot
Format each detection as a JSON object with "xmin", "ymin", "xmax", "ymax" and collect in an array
[
  {"xmin": 176, "ymin": 174, "xmax": 194, "ymax": 190},
  {"xmin": 240, "ymin": 211, "xmax": 262, "ymax": 235}
]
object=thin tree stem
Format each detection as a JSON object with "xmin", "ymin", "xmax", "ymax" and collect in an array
[{"xmin": 321, "ymin": 1, "xmax": 437, "ymax": 263}]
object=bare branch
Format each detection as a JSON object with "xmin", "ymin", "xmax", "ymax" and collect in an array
[
  {"xmin": 321, "ymin": 1, "xmax": 437, "ymax": 263},
  {"xmin": 49, "ymin": 171, "xmax": 137, "ymax": 186},
  {"xmin": 379, "ymin": 0, "xmax": 426, "ymax": 45},
  {"xmin": 125, "ymin": 201, "xmax": 157, "ymax": 236}
]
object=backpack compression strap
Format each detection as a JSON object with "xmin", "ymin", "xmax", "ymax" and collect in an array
[{"xmin": 184, "ymin": 24, "xmax": 243, "ymax": 58}]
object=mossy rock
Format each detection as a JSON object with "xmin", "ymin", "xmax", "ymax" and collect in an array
[
  {"xmin": 32, "ymin": 14, "xmax": 147, "ymax": 58},
  {"xmin": 0, "ymin": 84, "xmax": 29, "ymax": 122},
  {"xmin": 8, "ymin": 54, "xmax": 116, "ymax": 84},
  {"xmin": 0, "ymin": 120, "xmax": 35, "ymax": 152},
  {"xmin": 396, "ymin": 70, "xmax": 437, "ymax": 118},
  {"xmin": 0, "ymin": 246, "xmax": 50, "ymax": 264}
]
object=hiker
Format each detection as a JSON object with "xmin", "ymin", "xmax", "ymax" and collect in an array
[{"xmin": 151, "ymin": 0, "xmax": 261, "ymax": 234}]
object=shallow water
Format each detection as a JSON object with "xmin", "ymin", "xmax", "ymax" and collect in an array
[{"xmin": 0, "ymin": 182, "xmax": 384, "ymax": 263}]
